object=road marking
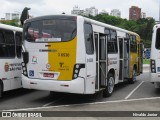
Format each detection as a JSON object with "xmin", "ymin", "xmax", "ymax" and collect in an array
[
  {"xmin": 43, "ymin": 97, "xmax": 65, "ymax": 107},
  {"xmin": 125, "ymin": 81, "xmax": 144, "ymax": 100},
  {"xmin": 143, "ymin": 70, "xmax": 149, "ymax": 73},
  {"xmin": 3, "ymin": 96, "xmax": 160, "ymax": 111}
]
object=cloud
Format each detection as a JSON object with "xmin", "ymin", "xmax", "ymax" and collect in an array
[{"xmin": 5, "ymin": 0, "xmax": 44, "ymax": 5}]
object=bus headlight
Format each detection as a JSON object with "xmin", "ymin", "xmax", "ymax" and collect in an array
[
  {"xmin": 152, "ymin": 69, "xmax": 155, "ymax": 72},
  {"xmin": 23, "ymin": 67, "xmax": 26, "ymax": 71},
  {"xmin": 74, "ymin": 74, "xmax": 78, "ymax": 78},
  {"xmin": 75, "ymin": 70, "xmax": 79, "ymax": 73},
  {"xmin": 150, "ymin": 59, "xmax": 156, "ymax": 73},
  {"xmin": 22, "ymin": 62, "xmax": 25, "ymax": 66},
  {"xmin": 76, "ymin": 65, "xmax": 80, "ymax": 69},
  {"xmin": 72, "ymin": 64, "xmax": 85, "ymax": 79},
  {"xmin": 22, "ymin": 62, "xmax": 28, "ymax": 77}
]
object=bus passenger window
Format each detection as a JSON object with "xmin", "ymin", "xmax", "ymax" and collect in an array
[
  {"xmin": 130, "ymin": 35, "xmax": 137, "ymax": 53},
  {"xmin": 156, "ymin": 28, "xmax": 160, "ymax": 49},
  {"xmin": 84, "ymin": 23, "xmax": 94, "ymax": 54},
  {"xmin": 4, "ymin": 31, "xmax": 15, "ymax": 58},
  {"xmin": 107, "ymin": 30, "xmax": 118, "ymax": 54},
  {"xmin": 15, "ymin": 32, "xmax": 22, "ymax": 58},
  {"xmin": 0, "ymin": 31, "xmax": 6, "ymax": 57}
]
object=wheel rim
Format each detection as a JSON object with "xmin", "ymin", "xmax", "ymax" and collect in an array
[{"xmin": 108, "ymin": 77, "xmax": 114, "ymax": 94}]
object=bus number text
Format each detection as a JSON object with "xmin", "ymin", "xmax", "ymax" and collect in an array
[{"xmin": 58, "ymin": 53, "xmax": 70, "ymax": 57}]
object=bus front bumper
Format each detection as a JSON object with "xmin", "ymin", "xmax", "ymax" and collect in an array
[{"xmin": 22, "ymin": 75, "xmax": 87, "ymax": 94}]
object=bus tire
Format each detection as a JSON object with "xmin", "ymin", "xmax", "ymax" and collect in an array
[
  {"xmin": 129, "ymin": 68, "xmax": 137, "ymax": 84},
  {"xmin": 103, "ymin": 73, "xmax": 115, "ymax": 97}
]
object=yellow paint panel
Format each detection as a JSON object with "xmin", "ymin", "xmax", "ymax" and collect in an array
[{"xmin": 48, "ymin": 37, "xmax": 77, "ymax": 80}]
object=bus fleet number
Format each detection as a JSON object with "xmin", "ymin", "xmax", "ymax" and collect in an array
[{"xmin": 58, "ymin": 53, "xmax": 70, "ymax": 57}]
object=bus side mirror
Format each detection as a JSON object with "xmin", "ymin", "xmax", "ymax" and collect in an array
[{"xmin": 22, "ymin": 52, "xmax": 29, "ymax": 64}]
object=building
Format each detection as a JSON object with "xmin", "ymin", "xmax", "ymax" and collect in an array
[
  {"xmin": 110, "ymin": 9, "xmax": 121, "ymax": 18},
  {"xmin": 141, "ymin": 12, "xmax": 146, "ymax": 19},
  {"xmin": 5, "ymin": 13, "xmax": 20, "ymax": 20},
  {"xmin": 99, "ymin": 9, "xmax": 109, "ymax": 15},
  {"xmin": 129, "ymin": 6, "xmax": 141, "ymax": 20},
  {"xmin": 71, "ymin": 6, "xmax": 98, "ymax": 17},
  {"xmin": 71, "ymin": 6, "xmax": 85, "ymax": 16},
  {"xmin": 85, "ymin": 6, "xmax": 98, "ymax": 16},
  {"xmin": 1, "ymin": 18, "xmax": 5, "ymax": 20}
]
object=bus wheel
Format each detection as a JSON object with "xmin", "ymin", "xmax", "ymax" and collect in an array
[
  {"xmin": 103, "ymin": 73, "xmax": 114, "ymax": 97},
  {"xmin": 129, "ymin": 68, "xmax": 137, "ymax": 84}
]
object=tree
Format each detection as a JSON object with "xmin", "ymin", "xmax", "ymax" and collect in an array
[
  {"xmin": 0, "ymin": 18, "xmax": 21, "ymax": 27},
  {"xmin": 86, "ymin": 14, "xmax": 155, "ymax": 47}
]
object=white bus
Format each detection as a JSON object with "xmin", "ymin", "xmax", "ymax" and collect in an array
[
  {"xmin": 0, "ymin": 23, "xmax": 22, "ymax": 97},
  {"xmin": 150, "ymin": 24, "xmax": 160, "ymax": 88},
  {"xmin": 22, "ymin": 15, "xmax": 143, "ymax": 97}
]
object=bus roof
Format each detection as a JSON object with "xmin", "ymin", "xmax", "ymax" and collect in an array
[
  {"xmin": 25, "ymin": 14, "xmax": 140, "ymax": 38},
  {"xmin": 25, "ymin": 15, "xmax": 76, "ymax": 23},
  {"xmin": 0, "ymin": 23, "xmax": 22, "ymax": 32}
]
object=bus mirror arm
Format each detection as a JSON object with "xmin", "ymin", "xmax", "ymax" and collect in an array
[{"xmin": 22, "ymin": 52, "xmax": 29, "ymax": 64}]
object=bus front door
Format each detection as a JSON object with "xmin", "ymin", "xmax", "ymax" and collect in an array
[
  {"xmin": 94, "ymin": 33, "xmax": 108, "ymax": 91},
  {"xmin": 119, "ymin": 38, "xmax": 130, "ymax": 81}
]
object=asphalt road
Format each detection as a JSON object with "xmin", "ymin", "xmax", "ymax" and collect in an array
[{"xmin": 1, "ymin": 65, "xmax": 160, "ymax": 112}]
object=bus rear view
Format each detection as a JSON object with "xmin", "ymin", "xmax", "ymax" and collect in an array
[
  {"xmin": 150, "ymin": 24, "xmax": 160, "ymax": 88},
  {"xmin": 22, "ymin": 15, "xmax": 88, "ymax": 94},
  {"xmin": 22, "ymin": 15, "xmax": 143, "ymax": 96}
]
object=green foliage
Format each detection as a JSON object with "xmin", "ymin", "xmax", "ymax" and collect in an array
[
  {"xmin": 0, "ymin": 19, "xmax": 22, "ymax": 27},
  {"xmin": 143, "ymin": 59, "xmax": 150, "ymax": 64},
  {"xmin": 86, "ymin": 14, "xmax": 155, "ymax": 48}
]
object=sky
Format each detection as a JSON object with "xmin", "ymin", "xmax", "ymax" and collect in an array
[{"xmin": 0, "ymin": 0, "xmax": 159, "ymax": 20}]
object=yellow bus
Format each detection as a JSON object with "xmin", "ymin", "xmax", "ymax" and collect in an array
[{"xmin": 22, "ymin": 15, "xmax": 143, "ymax": 97}]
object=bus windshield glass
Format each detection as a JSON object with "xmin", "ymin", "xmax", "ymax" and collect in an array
[
  {"xmin": 24, "ymin": 19, "xmax": 77, "ymax": 42},
  {"xmin": 156, "ymin": 28, "xmax": 160, "ymax": 49}
]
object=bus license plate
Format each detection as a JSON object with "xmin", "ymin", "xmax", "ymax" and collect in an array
[{"xmin": 43, "ymin": 73, "xmax": 54, "ymax": 78}]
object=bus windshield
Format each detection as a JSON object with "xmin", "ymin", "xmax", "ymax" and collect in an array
[
  {"xmin": 156, "ymin": 28, "xmax": 160, "ymax": 49},
  {"xmin": 24, "ymin": 19, "xmax": 77, "ymax": 42}
]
